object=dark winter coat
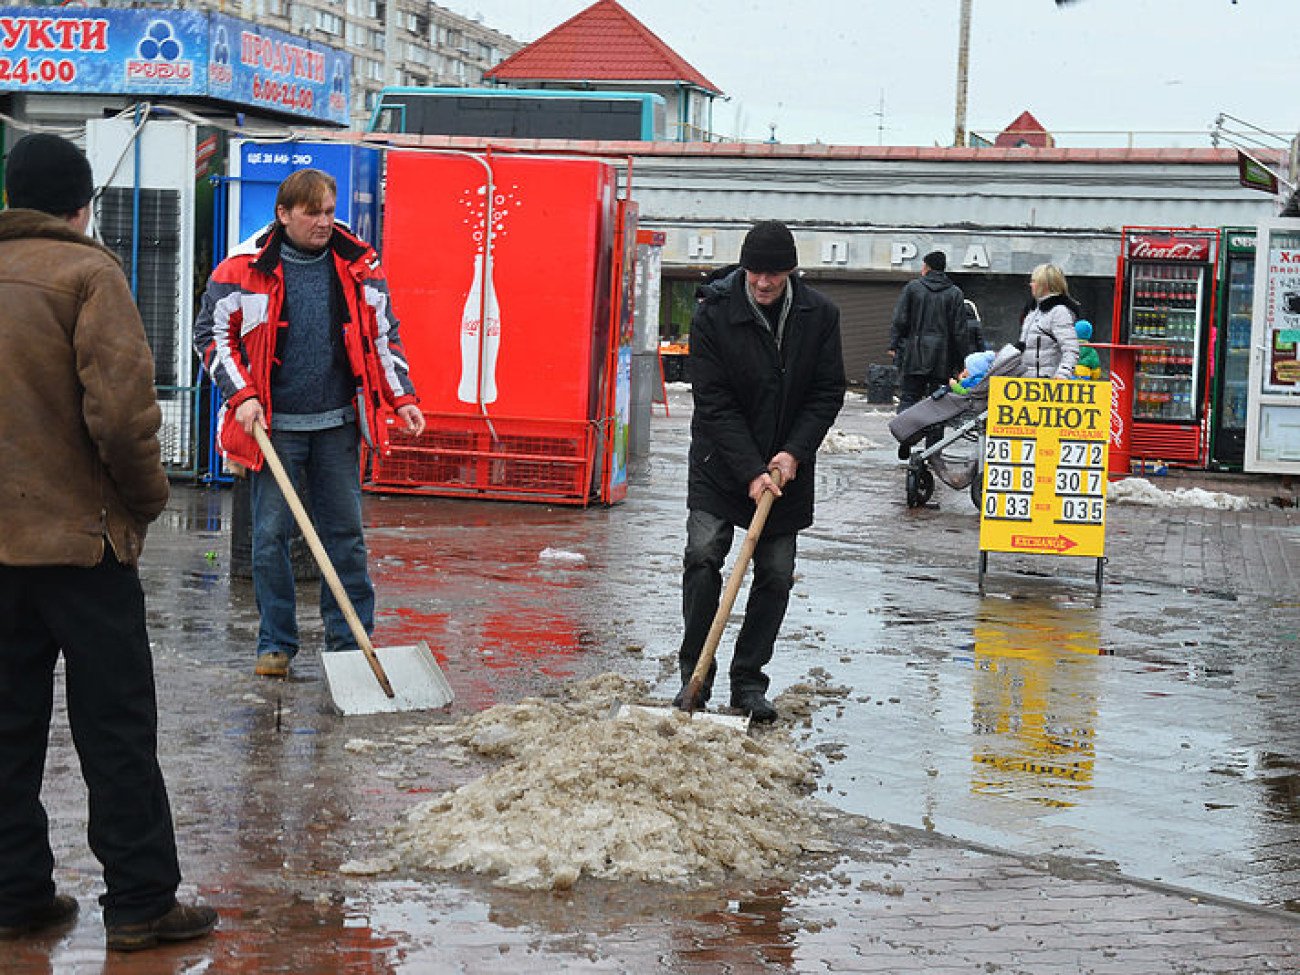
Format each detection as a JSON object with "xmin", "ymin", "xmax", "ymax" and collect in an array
[
  {"xmin": 686, "ymin": 267, "xmax": 846, "ymax": 535},
  {"xmin": 889, "ymin": 270, "xmax": 966, "ymax": 379},
  {"xmin": 0, "ymin": 208, "xmax": 168, "ymax": 568}
]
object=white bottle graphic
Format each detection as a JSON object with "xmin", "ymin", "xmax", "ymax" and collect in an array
[
  {"xmin": 457, "ymin": 251, "xmax": 500, "ymax": 405},
  {"xmin": 456, "ymin": 253, "xmax": 482, "ymax": 403},
  {"xmin": 480, "ymin": 251, "xmax": 500, "ymax": 403}
]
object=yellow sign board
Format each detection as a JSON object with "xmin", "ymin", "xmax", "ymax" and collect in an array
[{"xmin": 979, "ymin": 377, "xmax": 1111, "ymax": 559}]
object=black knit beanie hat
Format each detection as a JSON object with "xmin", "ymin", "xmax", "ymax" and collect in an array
[
  {"xmin": 5, "ymin": 133, "xmax": 94, "ymax": 216},
  {"xmin": 923, "ymin": 250, "xmax": 947, "ymax": 272},
  {"xmin": 740, "ymin": 220, "xmax": 798, "ymax": 272}
]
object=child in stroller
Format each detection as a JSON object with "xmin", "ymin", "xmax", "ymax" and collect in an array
[{"xmin": 888, "ymin": 343, "xmax": 1025, "ymax": 508}]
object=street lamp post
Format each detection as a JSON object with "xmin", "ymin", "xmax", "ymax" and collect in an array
[{"xmin": 954, "ymin": 0, "xmax": 971, "ymax": 147}]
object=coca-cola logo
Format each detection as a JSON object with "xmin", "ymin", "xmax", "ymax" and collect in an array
[
  {"xmin": 1129, "ymin": 238, "xmax": 1210, "ymax": 262},
  {"xmin": 1109, "ymin": 372, "xmax": 1125, "ymax": 447}
]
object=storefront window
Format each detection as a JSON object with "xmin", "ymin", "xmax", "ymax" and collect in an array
[{"xmin": 664, "ymin": 278, "xmax": 698, "ymax": 343}]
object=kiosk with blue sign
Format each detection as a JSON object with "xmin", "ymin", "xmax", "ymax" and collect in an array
[
  {"xmin": 227, "ymin": 140, "xmax": 381, "ymax": 250},
  {"xmin": 0, "ymin": 8, "xmax": 349, "ymax": 126}
]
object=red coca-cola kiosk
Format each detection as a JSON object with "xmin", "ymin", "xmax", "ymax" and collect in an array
[
  {"xmin": 368, "ymin": 149, "xmax": 636, "ymax": 504},
  {"xmin": 1112, "ymin": 227, "xmax": 1221, "ymax": 468}
]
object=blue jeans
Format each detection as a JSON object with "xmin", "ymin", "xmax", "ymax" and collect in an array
[
  {"xmin": 678, "ymin": 509, "xmax": 797, "ymax": 703},
  {"xmin": 249, "ymin": 423, "xmax": 374, "ymax": 657}
]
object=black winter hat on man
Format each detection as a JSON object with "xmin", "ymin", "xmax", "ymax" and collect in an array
[
  {"xmin": 740, "ymin": 220, "xmax": 798, "ymax": 272},
  {"xmin": 5, "ymin": 133, "xmax": 94, "ymax": 216}
]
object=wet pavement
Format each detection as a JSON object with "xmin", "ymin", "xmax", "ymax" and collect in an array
[{"xmin": 8, "ymin": 387, "xmax": 1300, "ymax": 972}]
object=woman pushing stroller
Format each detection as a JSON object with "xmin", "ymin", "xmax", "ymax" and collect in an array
[
  {"xmin": 1019, "ymin": 263, "xmax": 1082, "ymax": 380},
  {"xmin": 888, "ymin": 265, "xmax": 1083, "ymax": 510}
]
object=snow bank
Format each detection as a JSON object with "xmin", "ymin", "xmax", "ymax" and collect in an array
[
  {"xmin": 538, "ymin": 548, "xmax": 586, "ymax": 565},
  {"xmin": 820, "ymin": 428, "xmax": 880, "ymax": 454},
  {"xmin": 1108, "ymin": 477, "xmax": 1252, "ymax": 511},
  {"xmin": 340, "ymin": 673, "xmax": 829, "ymax": 890}
]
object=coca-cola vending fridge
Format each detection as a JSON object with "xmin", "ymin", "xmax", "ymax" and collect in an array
[
  {"xmin": 369, "ymin": 149, "xmax": 631, "ymax": 505},
  {"xmin": 1208, "ymin": 228, "xmax": 1256, "ymax": 469},
  {"xmin": 1113, "ymin": 227, "xmax": 1220, "ymax": 467}
]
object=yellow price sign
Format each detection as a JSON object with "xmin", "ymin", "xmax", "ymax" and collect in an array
[{"xmin": 979, "ymin": 377, "xmax": 1110, "ymax": 560}]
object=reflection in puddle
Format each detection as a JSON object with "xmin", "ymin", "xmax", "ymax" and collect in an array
[
  {"xmin": 967, "ymin": 601, "xmax": 1103, "ymax": 807},
  {"xmin": 686, "ymin": 887, "xmax": 796, "ymax": 967},
  {"xmin": 1259, "ymin": 752, "xmax": 1300, "ymax": 823}
]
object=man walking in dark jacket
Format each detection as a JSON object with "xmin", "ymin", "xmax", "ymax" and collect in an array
[
  {"xmin": 889, "ymin": 250, "xmax": 966, "ymax": 413},
  {"xmin": 675, "ymin": 221, "xmax": 845, "ymax": 722}
]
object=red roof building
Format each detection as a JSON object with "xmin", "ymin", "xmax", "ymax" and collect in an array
[
  {"xmin": 993, "ymin": 111, "xmax": 1055, "ymax": 149},
  {"xmin": 484, "ymin": 0, "xmax": 722, "ymax": 141}
]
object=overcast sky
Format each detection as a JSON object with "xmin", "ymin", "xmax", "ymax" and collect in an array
[{"xmin": 441, "ymin": 0, "xmax": 1294, "ymax": 150}]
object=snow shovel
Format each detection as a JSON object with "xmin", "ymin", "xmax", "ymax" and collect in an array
[
  {"xmin": 251, "ymin": 424, "xmax": 454, "ymax": 715},
  {"xmin": 612, "ymin": 468, "xmax": 784, "ymax": 732}
]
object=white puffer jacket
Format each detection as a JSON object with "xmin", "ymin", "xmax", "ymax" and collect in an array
[{"xmin": 1019, "ymin": 294, "xmax": 1080, "ymax": 379}]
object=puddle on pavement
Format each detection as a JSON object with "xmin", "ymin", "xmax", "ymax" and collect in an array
[
  {"xmin": 134, "ymin": 482, "xmax": 1300, "ymax": 915},
  {"xmin": 339, "ymin": 673, "xmax": 841, "ymax": 890},
  {"xmin": 962, "ymin": 605, "xmax": 1105, "ymax": 808},
  {"xmin": 783, "ymin": 581, "xmax": 1300, "ymax": 910}
]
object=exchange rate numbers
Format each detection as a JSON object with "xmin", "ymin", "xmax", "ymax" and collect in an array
[
  {"xmin": 986, "ymin": 437, "xmax": 1036, "ymax": 464},
  {"xmin": 982, "ymin": 437, "xmax": 1037, "ymax": 521},
  {"xmin": 1055, "ymin": 439, "xmax": 1107, "ymax": 525},
  {"xmin": 1059, "ymin": 440, "xmax": 1104, "ymax": 468}
]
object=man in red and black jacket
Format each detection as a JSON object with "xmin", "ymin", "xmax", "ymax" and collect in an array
[{"xmin": 194, "ymin": 168, "xmax": 423, "ymax": 679}]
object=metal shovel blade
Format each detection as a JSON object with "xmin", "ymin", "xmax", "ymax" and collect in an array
[
  {"xmin": 609, "ymin": 702, "xmax": 751, "ymax": 733},
  {"xmin": 321, "ymin": 641, "xmax": 454, "ymax": 715}
]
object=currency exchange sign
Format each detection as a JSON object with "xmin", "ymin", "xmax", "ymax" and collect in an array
[{"xmin": 979, "ymin": 377, "xmax": 1111, "ymax": 560}]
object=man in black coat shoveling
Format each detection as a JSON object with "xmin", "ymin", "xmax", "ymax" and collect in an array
[{"xmin": 674, "ymin": 221, "xmax": 845, "ymax": 722}]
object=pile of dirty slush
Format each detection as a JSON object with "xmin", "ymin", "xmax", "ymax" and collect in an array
[
  {"xmin": 341, "ymin": 674, "xmax": 830, "ymax": 890},
  {"xmin": 1108, "ymin": 476, "xmax": 1252, "ymax": 511},
  {"xmin": 819, "ymin": 427, "xmax": 878, "ymax": 454}
]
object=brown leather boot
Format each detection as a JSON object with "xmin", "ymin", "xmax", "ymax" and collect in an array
[
  {"xmin": 105, "ymin": 900, "xmax": 218, "ymax": 952},
  {"xmin": 0, "ymin": 893, "xmax": 78, "ymax": 938}
]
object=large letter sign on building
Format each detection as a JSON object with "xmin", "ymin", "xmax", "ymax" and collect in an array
[{"xmin": 978, "ymin": 377, "xmax": 1111, "ymax": 595}]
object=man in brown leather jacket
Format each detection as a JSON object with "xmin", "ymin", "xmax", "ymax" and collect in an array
[{"xmin": 0, "ymin": 133, "xmax": 216, "ymax": 952}]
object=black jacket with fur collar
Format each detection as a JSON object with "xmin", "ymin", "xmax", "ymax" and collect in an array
[{"xmin": 686, "ymin": 266, "xmax": 846, "ymax": 534}]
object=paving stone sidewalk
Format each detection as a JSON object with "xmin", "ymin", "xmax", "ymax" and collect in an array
[{"xmin": 8, "ymin": 391, "xmax": 1300, "ymax": 973}]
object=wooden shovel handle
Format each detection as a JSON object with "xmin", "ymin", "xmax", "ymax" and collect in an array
[
  {"xmin": 680, "ymin": 467, "xmax": 785, "ymax": 711},
  {"xmin": 251, "ymin": 424, "xmax": 394, "ymax": 698}
]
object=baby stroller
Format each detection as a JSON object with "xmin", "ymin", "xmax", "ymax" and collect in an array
[{"xmin": 888, "ymin": 344, "xmax": 1024, "ymax": 509}]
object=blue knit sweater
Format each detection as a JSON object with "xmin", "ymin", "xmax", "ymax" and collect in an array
[{"xmin": 270, "ymin": 242, "xmax": 355, "ymax": 429}]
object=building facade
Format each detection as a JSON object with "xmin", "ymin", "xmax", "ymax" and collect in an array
[
  {"xmin": 358, "ymin": 134, "xmax": 1281, "ymax": 384},
  {"xmin": 226, "ymin": 0, "xmax": 520, "ymax": 126}
]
